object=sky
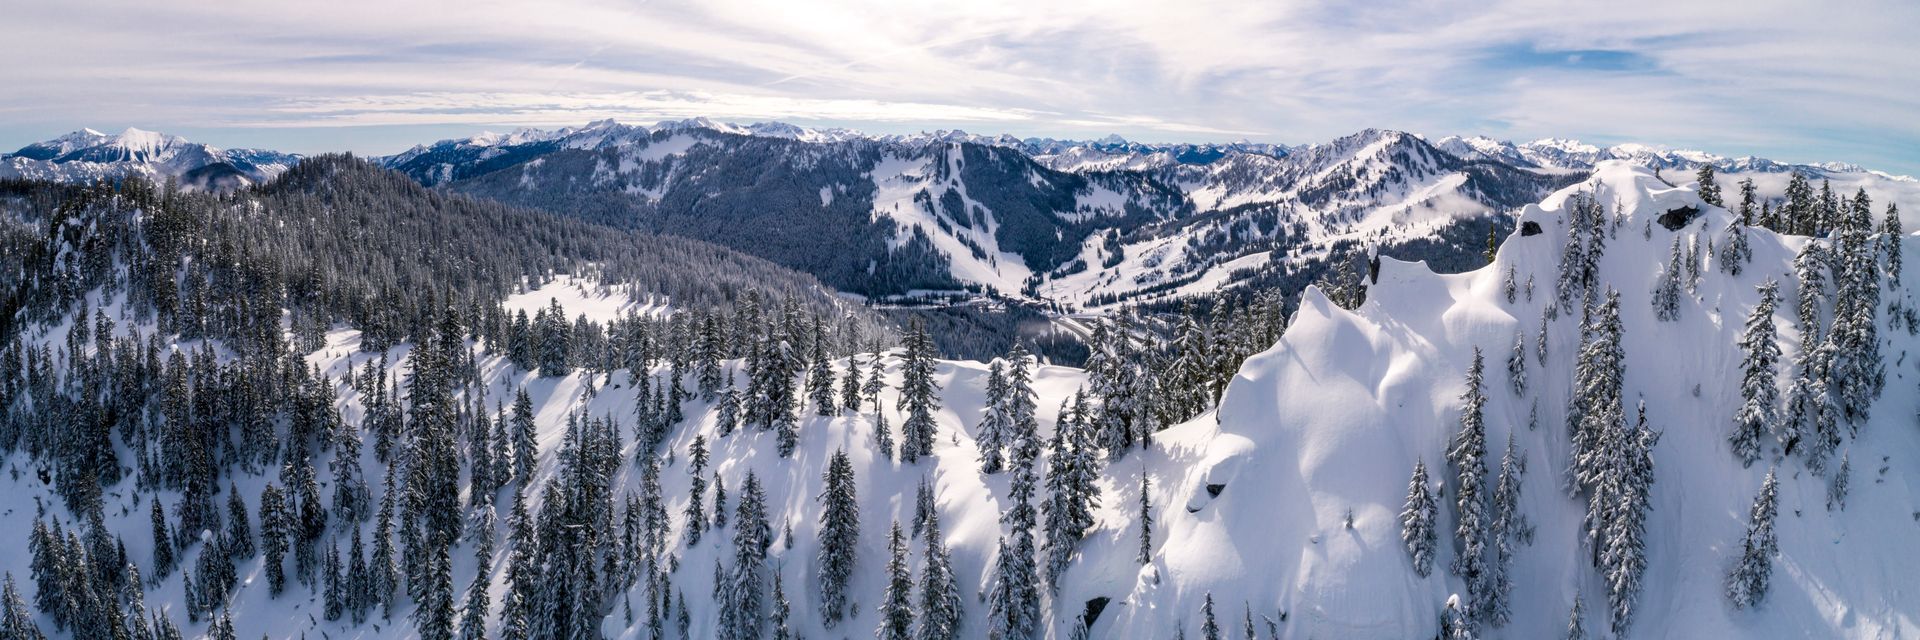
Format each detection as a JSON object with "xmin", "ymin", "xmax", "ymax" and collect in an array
[{"xmin": 2, "ymin": 0, "xmax": 1917, "ymax": 175}]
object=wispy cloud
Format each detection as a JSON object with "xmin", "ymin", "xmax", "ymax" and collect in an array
[{"xmin": 1, "ymin": 0, "xmax": 1915, "ymax": 172}]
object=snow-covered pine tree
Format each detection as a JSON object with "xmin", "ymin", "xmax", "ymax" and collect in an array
[
  {"xmin": 750, "ymin": 567, "xmax": 782, "ymax": 640},
  {"xmin": 1725, "ymin": 468, "xmax": 1779, "ymax": 609},
  {"xmin": 712, "ymin": 477, "xmax": 729, "ymax": 530},
  {"xmin": 817, "ymin": 449, "xmax": 860, "ymax": 627},
  {"xmin": 718, "ymin": 472, "xmax": 771, "ymax": 640},
  {"xmin": 1571, "ymin": 291, "xmax": 1626, "ymax": 496},
  {"xmin": 1504, "ymin": 266, "xmax": 1518, "ymax": 304},
  {"xmin": 877, "ymin": 521, "xmax": 915, "ymax": 640},
  {"xmin": 418, "ymin": 543, "xmax": 457, "ymax": 640},
  {"xmin": 899, "ymin": 320, "xmax": 942, "ymax": 463},
  {"xmin": 842, "ymin": 352, "xmax": 865, "ymax": 414},
  {"xmin": 258, "ymin": 483, "xmax": 289, "ymax": 595},
  {"xmin": 1696, "ymin": 163, "xmax": 1723, "ymax": 207},
  {"xmin": 1557, "ymin": 198, "xmax": 1590, "ymax": 314},
  {"xmin": 1721, "ymin": 219, "xmax": 1752, "ymax": 276},
  {"xmin": 987, "ymin": 346, "xmax": 1044, "ymax": 639},
  {"xmin": 1488, "ymin": 433, "xmax": 1530, "ymax": 627},
  {"xmin": 808, "ymin": 318, "xmax": 837, "ymax": 416},
  {"xmin": 1401, "ymin": 459, "xmax": 1438, "ymax": 577},
  {"xmin": 977, "ymin": 360, "xmax": 1011, "ymax": 474},
  {"xmin": 686, "ymin": 436, "xmax": 710, "ymax": 546},
  {"xmin": 1201, "ymin": 592, "xmax": 1221, "ymax": 640},
  {"xmin": 1449, "ymin": 348, "xmax": 1493, "ymax": 618},
  {"xmin": 458, "ymin": 542, "xmax": 491, "ymax": 640},
  {"xmin": 1440, "ymin": 594, "xmax": 1475, "ymax": 640},
  {"xmin": 1737, "ymin": 177, "xmax": 1757, "ymax": 226},
  {"xmin": 864, "ymin": 356, "xmax": 894, "ymax": 459},
  {"xmin": 1602, "ymin": 401, "xmax": 1660, "ymax": 636},
  {"xmin": 1687, "ymin": 232, "xmax": 1703, "ymax": 293},
  {"xmin": 1138, "ymin": 472, "xmax": 1155, "ymax": 565},
  {"xmin": 1565, "ymin": 598, "xmax": 1585, "ymax": 640},
  {"xmin": 912, "ymin": 476, "xmax": 935, "ymax": 540},
  {"xmin": 1654, "ymin": 236, "xmax": 1683, "ymax": 321},
  {"xmin": 511, "ymin": 388, "xmax": 537, "ymax": 482},
  {"xmin": 0, "ymin": 573, "xmax": 42, "ymax": 640},
  {"xmin": 1883, "ymin": 204, "xmax": 1903, "ymax": 288},
  {"xmin": 1042, "ymin": 393, "xmax": 1102, "ymax": 592},
  {"xmin": 1507, "ymin": 330, "xmax": 1527, "ymax": 397},
  {"xmin": 150, "ymin": 499, "xmax": 176, "ymax": 580},
  {"xmin": 1828, "ymin": 450, "xmax": 1851, "ymax": 511},
  {"xmin": 916, "ymin": 505, "xmax": 963, "ymax": 640},
  {"xmin": 1732, "ymin": 280, "xmax": 1781, "ymax": 466},
  {"xmin": 716, "ymin": 370, "xmax": 743, "ymax": 437}
]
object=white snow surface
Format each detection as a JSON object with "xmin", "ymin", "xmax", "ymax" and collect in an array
[
  {"xmin": 1112, "ymin": 161, "xmax": 1920, "ymax": 638},
  {"xmin": 8, "ymin": 161, "xmax": 1918, "ymax": 639}
]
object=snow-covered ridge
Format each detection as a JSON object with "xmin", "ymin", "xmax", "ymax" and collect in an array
[
  {"xmin": 1435, "ymin": 134, "xmax": 1915, "ymax": 181},
  {"xmin": 1151, "ymin": 161, "xmax": 1920, "ymax": 637},
  {"xmin": 1, "ymin": 127, "xmax": 300, "ymax": 189}
]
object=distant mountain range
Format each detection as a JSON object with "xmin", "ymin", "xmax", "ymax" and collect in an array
[
  {"xmin": 1, "ymin": 127, "xmax": 300, "ymax": 189},
  {"xmin": 7, "ymin": 120, "xmax": 1914, "ymax": 308}
]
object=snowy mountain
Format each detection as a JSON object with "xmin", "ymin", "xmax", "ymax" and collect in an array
[
  {"xmin": 1140, "ymin": 161, "xmax": 1920, "ymax": 637},
  {"xmin": 1, "ymin": 158, "xmax": 1914, "ymax": 639},
  {"xmin": 1, "ymin": 127, "xmax": 300, "ymax": 189},
  {"xmin": 395, "ymin": 121, "xmax": 1568, "ymax": 308}
]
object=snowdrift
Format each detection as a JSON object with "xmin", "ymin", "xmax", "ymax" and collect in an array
[{"xmin": 1102, "ymin": 162, "xmax": 1920, "ymax": 638}]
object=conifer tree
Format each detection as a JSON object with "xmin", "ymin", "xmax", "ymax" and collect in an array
[
  {"xmin": 877, "ymin": 521, "xmax": 915, "ymax": 640},
  {"xmin": 1601, "ymin": 402, "xmax": 1660, "ymax": 636},
  {"xmin": 1440, "ymin": 594, "xmax": 1474, "ymax": 640},
  {"xmin": 1883, "ymin": 204, "xmax": 1902, "ymax": 288},
  {"xmin": 1401, "ymin": 459, "xmax": 1438, "ymax": 577},
  {"xmin": 1137, "ymin": 472, "xmax": 1155, "ymax": 565},
  {"xmin": 716, "ymin": 370, "xmax": 743, "ymax": 437},
  {"xmin": 987, "ymin": 345, "xmax": 1043, "ymax": 640},
  {"xmin": 1654, "ymin": 237, "xmax": 1683, "ymax": 321},
  {"xmin": 912, "ymin": 476, "xmax": 936, "ymax": 540},
  {"xmin": 1828, "ymin": 450, "xmax": 1851, "ymax": 511},
  {"xmin": 1507, "ymin": 330, "xmax": 1527, "ymax": 397},
  {"xmin": 976, "ymin": 360, "xmax": 1011, "ymax": 474},
  {"xmin": 258, "ymin": 483, "xmax": 289, "ymax": 596},
  {"xmin": 771, "ymin": 568, "xmax": 794, "ymax": 640},
  {"xmin": 1449, "ymin": 349, "xmax": 1492, "ymax": 617},
  {"xmin": 808, "ymin": 318, "xmax": 837, "ymax": 416},
  {"xmin": 0, "ymin": 573, "xmax": 43, "ymax": 640},
  {"xmin": 1488, "ymin": 434, "xmax": 1529, "ymax": 627},
  {"xmin": 1201, "ymin": 593, "xmax": 1221, "ymax": 640},
  {"xmin": 1565, "ymin": 597, "xmax": 1585, "ymax": 640},
  {"xmin": 418, "ymin": 544, "xmax": 457, "ymax": 640},
  {"xmin": 899, "ymin": 320, "xmax": 942, "ymax": 463},
  {"xmin": 817, "ymin": 449, "xmax": 860, "ymax": 627},
  {"xmin": 1732, "ymin": 280, "xmax": 1781, "ymax": 466},
  {"xmin": 842, "ymin": 353, "xmax": 865, "ymax": 413},
  {"xmin": 511, "ymin": 388, "xmax": 537, "ymax": 482},
  {"xmin": 1721, "ymin": 219, "xmax": 1752, "ymax": 276},
  {"xmin": 1043, "ymin": 393, "xmax": 1101, "ymax": 591},
  {"xmin": 1696, "ymin": 164, "xmax": 1723, "ymax": 207},
  {"xmin": 916, "ymin": 507, "xmax": 963, "ymax": 640},
  {"xmin": 1737, "ymin": 177, "xmax": 1757, "ymax": 225},
  {"xmin": 718, "ymin": 472, "xmax": 771, "ymax": 640},
  {"xmin": 1726, "ymin": 468, "xmax": 1779, "ymax": 609},
  {"xmin": 149, "ymin": 499, "xmax": 175, "ymax": 579}
]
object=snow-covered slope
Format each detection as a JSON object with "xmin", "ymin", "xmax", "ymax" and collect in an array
[
  {"xmin": 1, "ymin": 127, "xmax": 299, "ymax": 189},
  {"xmin": 1105, "ymin": 161, "xmax": 1920, "ymax": 638},
  {"xmin": 5, "ymin": 161, "xmax": 1916, "ymax": 639}
]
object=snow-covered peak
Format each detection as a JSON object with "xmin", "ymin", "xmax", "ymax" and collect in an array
[{"xmin": 2, "ymin": 126, "xmax": 299, "ymax": 188}]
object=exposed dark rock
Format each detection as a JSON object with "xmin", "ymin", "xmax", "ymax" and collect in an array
[{"xmin": 1658, "ymin": 205, "xmax": 1701, "ymax": 231}]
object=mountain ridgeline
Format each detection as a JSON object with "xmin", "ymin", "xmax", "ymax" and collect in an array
[{"xmin": 399, "ymin": 123, "xmax": 1574, "ymax": 304}]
